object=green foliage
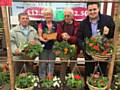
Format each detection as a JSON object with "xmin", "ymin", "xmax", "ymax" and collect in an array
[
  {"xmin": 21, "ymin": 43, "xmax": 43, "ymax": 58},
  {"xmin": 116, "ymin": 62, "xmax": 120, "ymax": 73},
  {"xmin": 40, "ymin": 76, "xmax": 61, "ymax": 88},
  {"xmin": 0, "ymin": 19, "xmax": 3, "ymax": 28},
  {"xmin": 0, "ymin": 64, "xmax": 10, "ymax": 86},
  {"xmin": 0, "ymin": 72, "xmax": 4, "ymax": 86},
  {"xmin": 15, "ymin": 73, "xmax": 39, "ymax": 88},
  {"xmin": 52, "ymin": 41, "xmax": 77, "ymax": 59},
  {"xmin": 41, "ymin": 79, "xmax": 54, "ymax": 88}
]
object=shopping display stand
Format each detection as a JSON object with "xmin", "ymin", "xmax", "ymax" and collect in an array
[{"xmin": 1, "ymin": 0, "xmax": 120, "ymax": 90}]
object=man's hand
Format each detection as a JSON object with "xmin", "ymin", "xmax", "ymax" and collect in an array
[
  {"xmin": 103, "ymin": 26, "xmax": 109, "ymax": 35},
  {"xmin": 62, "ymin": 33, "xmax": 70, "ymax": 40}
]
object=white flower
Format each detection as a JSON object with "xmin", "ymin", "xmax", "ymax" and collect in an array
[
  {"xmin": 31, "ymin": 79, "xmax": 34, "ymax": 82},
  {"xmin": 71, "ymin": 73, "xmax": 74, "ymax": 78},
  {"xmin": 53, "ymin": 76, "xmax": 57, "ymax": 81},
  {"xmin": 53, "ymin": 82, "xmax": 60, "ymax": 87},
  {"xmin": 34, "ymin": 83, "xmax": 38, "ymax": 87},
  {"xmin": 42, "ymin": 44, "xmax": 45, "ymax": 47},
  {"xmin": 28, "ymin": 75, "xmax": 32, "ymax": 78}
]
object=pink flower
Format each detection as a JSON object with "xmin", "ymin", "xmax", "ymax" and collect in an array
[
  {"xmin": 102, "ymin": 50, "xmax": 108, "ymax": 55},
  {"xmin": 93, "ymin": 45, "xmax": 100, "ymax": 51}
]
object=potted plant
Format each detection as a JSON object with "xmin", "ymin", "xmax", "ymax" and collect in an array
[
  {"xmin": 65, "ymin": 73, "xmax": 84, "ymax": 90},
  {"xmin": 85, "ymin": 36, "xmax": 113, "ymax": 60},
  {"xmin": 0, "ymin": 72, "xmax": 4, "ymax": 89},
  {"xmin": 0, "ymin": 64, "xmax": 10, "ymax": 89},
  {"xmin": 87, "ymin": 72, "xmax": 108, "ymax": 90},
  {"xmin": 19, "ymin": 42, "xmax": 44, "ymax": 59},
  {"xmin": 15, "ymin": 73, "xmax": 39, "ymax": 90},
  {"xmin": 40, "ymin": 76, "xmax": 61, "ymax": 90},
  {"xmin": 52, "ymin": 41, "xmax": 76, "ymax": 60}
]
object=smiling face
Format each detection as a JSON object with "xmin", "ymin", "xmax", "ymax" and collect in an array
[
  {"xmin": 19, "ymin": 14, "xmax": 29, "ymax": 27},
  {"xmin": 87, "ymin": 4, "xmax": 100, "ymax": 20},
  {"xmin": 44, "ymin": 12, "xmax": 53, "ymax": 22},
  {"xmin": 64, "ymin": 8, "xmax": 74, "ymax": 24},
  {"xmin": 43, "ymin": 8, "xmax": 53, "ymax": 22}
]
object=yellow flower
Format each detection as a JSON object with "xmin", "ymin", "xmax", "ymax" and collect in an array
[{"xmin": 64, "ymin": 48, "xmax": 68, "ymax": 54}]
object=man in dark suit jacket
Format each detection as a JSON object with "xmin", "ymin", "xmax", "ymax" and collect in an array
[{"xmin": 77, "ymin": 2, "xmax": 115, "ymax": 89}]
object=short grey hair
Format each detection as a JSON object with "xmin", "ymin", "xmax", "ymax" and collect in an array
[{"xmin": 64, "ymin": 8, "xmax": 74, "ymax": 16}]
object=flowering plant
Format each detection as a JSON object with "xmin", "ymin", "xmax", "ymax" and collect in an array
[
  {"xmin": 20, "ymin": 42, "xmax": 44, "ymax": 59},
  {"xmin": 85, "ymin": 36, "xmax": 113, "ymax": 59},
  {"xmin": 52, "ymin": 41, "xmax": 76, "ymax": 60},
  {"xmin": 87, "ymin": 72, "xmax": 108, "ymax": 89},
  {"xmin": 0, "ymin": 64, "xmax": 10, "ymax": 87},
  {"xmin": 40, "ymin": 76, "xmax": 61, "ymax": 88},
  {"xmin": 65, "ymin": 73, "xmax": 84, "ymax": 88},
  {"xmin": 15, "ymin": 73, "xmax": 39, "ymax": 89}
]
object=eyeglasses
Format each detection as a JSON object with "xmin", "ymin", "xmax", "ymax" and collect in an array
[
  {"xmin": 88, "ymin": 8, "xmax": 97, "ymax": 12},
  {"xmin": 64, "ymin": 15, "xmax": 71, "ymax": 18}
]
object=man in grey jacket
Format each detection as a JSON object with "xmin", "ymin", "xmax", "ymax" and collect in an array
[{"xmin": 10, "ymin": 13, "xmax": 40, "ymax": 75}]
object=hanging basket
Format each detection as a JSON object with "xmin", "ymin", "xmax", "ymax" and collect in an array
[
  {"xmin": 86, "ymin": 81, "xmax": 107, "ymax": 90},
  {"xmin": 66, "ymin": 64, "xmax": 84, "ymax": 89},
  {"xmin": 86, "ymin": 62, "xmax": 108, "ymax": 90},
  {"xmin": 15, "ymin": 86, "xmax": 34, "ymax": 90}
]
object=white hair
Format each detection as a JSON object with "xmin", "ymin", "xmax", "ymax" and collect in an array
[{"xmin": 42, "ymin": 7, "xmax": 53, "ymax": 15}]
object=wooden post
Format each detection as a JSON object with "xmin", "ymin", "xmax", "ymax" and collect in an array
[
  {"xmin": 107, "ymin": 2, "xmax": 120, "ymax": 90},
  {"xmin": 1, "ymin": 6, "xmax": 15, "ymax": 90}
]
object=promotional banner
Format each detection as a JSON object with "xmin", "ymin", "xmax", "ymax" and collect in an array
[
  {"xmin": 0, "ymin": 0, "xmax": 12, "ymax": 6},
  {"xmin": 10, "ymin": 2, "xmax": 87, "ymax": 24}
]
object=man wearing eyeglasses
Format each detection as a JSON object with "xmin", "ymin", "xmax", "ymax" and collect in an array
[
  {"xmin": 77, "ymin": 2, "xmax": 115, "ymax": 90},
  {"xmin": 57, "ymin": 8, "xmax": 79, "ymax": 44},
  {"xmin": 57, "ymin": 8, "xmax": 80, "ymax": 81}
]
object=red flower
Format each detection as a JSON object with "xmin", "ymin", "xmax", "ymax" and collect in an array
[
  {"xmin": 93, "ymin": 45, "xmax": 100, "ymax": 51},
  {"xmin": 74, "ymin": 75, "xmax": 81, "ymax": 80},
  {"xmin": 102, "ymin": 50, "xmax": 108, "ymax": 55}
]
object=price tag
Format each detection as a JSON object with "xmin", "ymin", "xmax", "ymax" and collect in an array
[{"xmin": 77, "ymin": 58, "xmax": 85, "ymax": 65}]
